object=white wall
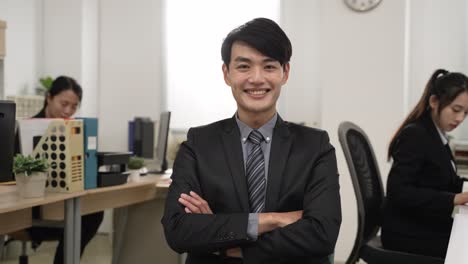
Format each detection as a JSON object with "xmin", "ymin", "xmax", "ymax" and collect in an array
[
  {"xmin": 80, "ymin": 0, "xmax": 99, "ymax": 117},
  {"xmin": 319, "ymin": 0, "xmax": 407, "ymax": 261},
  {"xmin": 42, "ymin": 0, "xmax": 82, "ymax": 80},
  {"xmin": 408, "ymin": 0, "xmax": 467, "ymax": 110},
  {"xmin": 409, "ymin": 0, "xmax": 468, "ymax": 141},
  {"xmin": 42, "ymin": 0, "xmax": 99, "ymax": 118},
  {"xmin": 460, "ymin": 0, "xmax": 468, "ymax": 140},
  {"xmin": 98, "ymin": 0, "xmax": 163, "ymax": 151},
  {"xmin": 0, "ymin": 0, "xmax": 41, "ymax": 97},
  {"xmin": 280, "ymin": 0, "xmax": 321, "ymax": 127}
]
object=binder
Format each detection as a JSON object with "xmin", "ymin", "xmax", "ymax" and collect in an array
[{"xmin": 78, "ymin": 117, "xmax": 98, "ymax": 189}]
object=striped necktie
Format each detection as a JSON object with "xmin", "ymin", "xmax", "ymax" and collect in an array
[{"xmin": 246, "ymin": 130, "xmax": 266, "ymax": 213}]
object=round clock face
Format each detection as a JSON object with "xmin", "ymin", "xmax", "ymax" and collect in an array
[{"xmin": 344, "ymin": 0, "xmax": 382, "ymax": 12}]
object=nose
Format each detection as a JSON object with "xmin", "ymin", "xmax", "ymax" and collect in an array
[
  {"xmin": 456, "ymin": 112, "xmax": 466, "ymax": 123},
  {"xmin": 248, "ymin": 67, "xmax": 265, "ymax": 84},
  {"xmin": 63, "ymin": 107, "xmax": 74, "ymax": 118}
]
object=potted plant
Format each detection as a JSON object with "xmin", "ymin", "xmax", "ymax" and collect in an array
[
  {"xmin": 13, "ymin": 154, "xmax": 49, "ymax": 198},
  {"xmin": 127, "ymin": 157, "xmax": 145, "ymax": 182},
  {"xmin": 35, "ymin": 76, "xmax": 54, "ymax": 96}
]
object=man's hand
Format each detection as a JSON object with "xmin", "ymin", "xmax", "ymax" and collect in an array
[
  {"xmin": 258, "ymin": 210, "xmax": 303, "ymax": 234},
  {"xmin": 226, "ymin": 247, "xmax": 242, "ymax": 258},
  {"xmin": 276, "ymin": 210, "xmax": 303, "ymax": 227},
  {"xmin": 178, "ymin": 191, "xmax": 213, "ymax": 214}
]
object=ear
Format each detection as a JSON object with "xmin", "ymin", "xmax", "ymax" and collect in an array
[
  {"xmin": 46, "ymin": 95, "xmax": 53, "ymax": 105},
  {"xmin": 281, "ymin": 63, "xmax": 290, "ymax": 85},
  {"xmin": 429, "ymin": 95, "xmax": 439, "ymax": 111},
  {"xmin": 222, "ymin": 64, "xmax": 231, "ymax": 86}
]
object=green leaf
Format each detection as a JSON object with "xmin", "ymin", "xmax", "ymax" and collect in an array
[
  {"xmin": 39, "ymin": 76, "xmax": 54, "ymax": 91},
  {"xmin": 128, "ymin": 157, "xmax": 145, "ymax": 170},
  {"xmin": 13, "ymin": 154, "xmax": 49, "ymax": 176}
]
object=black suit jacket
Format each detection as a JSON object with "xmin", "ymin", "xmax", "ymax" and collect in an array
[
  {"xmin": 162, "ymin": 115, "xmax": 341, "ymax": 264},
  {"xmin": 382, "ymin": 113, "xmax": 465, "ymax": 242}
]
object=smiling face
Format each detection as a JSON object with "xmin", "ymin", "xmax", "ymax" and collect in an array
[
  {"xmin": 222, "ymin": 41, "xmax": 289, "ymax": 127},
  {"xmin": 430, "ymin": 91, "xmax": 468, "ymax": 132}
]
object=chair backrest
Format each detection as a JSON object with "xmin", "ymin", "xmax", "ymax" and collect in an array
[{"xmin": 338, "ymin": 122, "xmax": 385, "ymax": 263}]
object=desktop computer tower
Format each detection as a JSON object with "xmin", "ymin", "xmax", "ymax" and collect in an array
[
  {"xmin": 130, "ymin": 117, "xmax": 154, "ymax": 159},
  {"xmin": 0, "ymin": 100, "xmax": 15, "ymax": 182}
]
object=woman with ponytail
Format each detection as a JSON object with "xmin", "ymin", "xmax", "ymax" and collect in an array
[{"xmin": 382, "ymin": 69, "xmax": 468, "ymax": 258}]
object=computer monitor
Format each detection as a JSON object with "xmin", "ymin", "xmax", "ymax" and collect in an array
[
  {"xmin": 0, "ymin": 100, "xmax": 16, "ymax": 183},
  {"xmin": 152, "ymin": 111, "xmax": 171, "ymax": 173}
]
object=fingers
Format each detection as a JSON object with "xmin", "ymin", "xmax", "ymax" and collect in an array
[
  {"xmin": 226, "ymin": 247, "xmax": 242, "ymax": 258},
  {"xmin": 178, "ymin": 191, "xmax": 213, "ymax": 214},
  {"xmin": 178, "ymin": 195, "xmax": 201, "ymax": 213}
]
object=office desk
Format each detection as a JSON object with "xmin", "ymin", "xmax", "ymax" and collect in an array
[
  {"xmin": 39, "ymin": 174, "xmax": 172, "ymax": 263},
  {"xmin": 40, "ymin": 177, "xmax": 158, "ymax": 219},
  {"xmin": 111, "ymin": 174, "xmax": 177, "ymax": 264},
  {"xmin": 445, "ymin": 205, "xmax": 468, "ymax": 264},
  {"xmin": 0, "ymin": 185, "xmax": 85, "ymax": 264}
]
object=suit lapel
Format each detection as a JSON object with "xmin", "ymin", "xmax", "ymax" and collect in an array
[
  {"xmin": 221, "ymin": 118, "xmax": 250, "ymax": 212},
  {"xmin": 265, "ymin": 116, "xmax": 292, "ymax": 212},
  {"xmin": 420, "ymin": 113, "xmax": 457, "ymax": 173}
]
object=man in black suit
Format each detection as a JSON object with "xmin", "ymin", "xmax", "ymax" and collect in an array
[{"xmin": 162, "ymin": 18, "xmax": 341, "ymax": 264}]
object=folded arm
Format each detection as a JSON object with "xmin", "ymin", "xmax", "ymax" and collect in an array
[
  {"xmin": 241, "ymin": 132, "xmax": 342, "ymax": 263},
  {"xmin": 179, "ymin": 191, "xmax": 303, "ymax": 257},
  {"xmin": 161, "ymin": 130, "xmax": 252, "ymax": 254}
]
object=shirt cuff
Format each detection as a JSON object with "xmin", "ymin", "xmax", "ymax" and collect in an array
[{"xmin": 247, "ymin": 213, "xmax": 259, "ymax": 241}]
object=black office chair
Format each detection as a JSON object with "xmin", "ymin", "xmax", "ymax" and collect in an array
[
  {"xmin": 338, "ymin": 121, "xmax": 444, "ymax": 264},
  {"xmin": 5, "ymin": 219, "xmax": 63, "ymax": 264}
]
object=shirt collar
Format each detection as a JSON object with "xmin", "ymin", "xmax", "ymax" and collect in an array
[
  {"xmin": 433, "ymin": 119, "xmax": 449, "ymax": 145},
  {"xmin": 235, "ymin": 112, "xmax": 277, "ymax": 144}
]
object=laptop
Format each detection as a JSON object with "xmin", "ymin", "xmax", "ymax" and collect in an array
[{"xmin": 0, "ymin": 100, "xmax": 16, "ymax": 183}]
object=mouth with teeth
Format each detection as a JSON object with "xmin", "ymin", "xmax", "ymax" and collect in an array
[{"xmin": 245, "ymin": 89, "xmax": 270, "ymax": 97}]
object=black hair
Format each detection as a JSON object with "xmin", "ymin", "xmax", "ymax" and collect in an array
[
  {"xmin": 221, "ymin": 17, "xmax": 292, "ymax": 69},
  {"xmin": 43, "ymin": 76, "xmax": 83, "ymax": 108},
  {"xmin": 388, "ymin": 69, "xmax": 468, "ymax": 159}
]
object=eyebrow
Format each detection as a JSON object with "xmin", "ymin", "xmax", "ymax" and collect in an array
[
  {"xmin": 452, "ymin": 104, "xmax": 467, "ymax": 110},
  {"xmin": 233, "ymin": 56, "xmax": 278, "ymax": 64}
]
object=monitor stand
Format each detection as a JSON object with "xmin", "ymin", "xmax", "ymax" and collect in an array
[{"xmin": 142, "ymin": 158, "xmax": 168, "ymax": 175}]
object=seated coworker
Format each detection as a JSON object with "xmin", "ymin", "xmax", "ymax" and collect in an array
[
  {"xmin": 382, "ymin": 69, "xmax": 468, "ymax": 258},
  {"xmin": 17, "ymin": 76, "xmax": 104, "ymax": 264}
]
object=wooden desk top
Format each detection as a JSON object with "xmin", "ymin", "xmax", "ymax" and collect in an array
[
  {"xmin": 41, "ymin": 173, "xmax": 171, "ymax": 220},
  {"xmin": 0, "ymin": 186, "xmax": 85, "ymax": 234},
  {"xmin": 0, "ymin": 185, "xmax": 85, "ymax": 214}
]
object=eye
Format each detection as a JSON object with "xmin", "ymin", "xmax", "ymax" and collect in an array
[
  {"xmin": 264, "ymin": 64, "xmax": 278, "ymax": 70},
  {"xmin": 235, "ymin": 64, "xmax": 249, "ymax": 70},
  {"xmin": 452, "ymin": 107, "xmax": 462, "ymax": 113}
]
